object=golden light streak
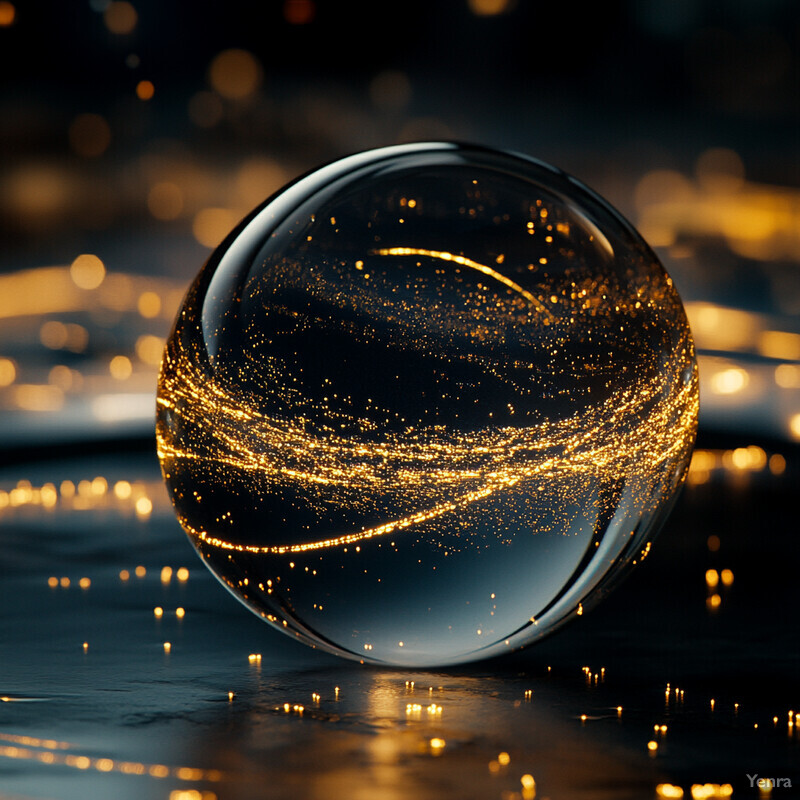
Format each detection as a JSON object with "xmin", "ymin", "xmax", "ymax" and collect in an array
[
  {"xmin": 374, "ymin": 247, "xmax": 555, "ymax": 319},
  {"xmin": 0, "ymin": 733, "xmax": 72, "ymax": 749},
  {"xmin": 0, "ymin": 265, "xmax": 180, "ymax": 320},
  {"xmin": 163, "ymin": 357, "xmax": 697, "ymax": 555},
  {"xmin": 637, "ymin": 161, "xmax": 800, "ymax": 262},
  {"xmin": 758, "ymin": 330, "xmax": 800, "ymax": 361},
  {"xmin": 0, "ymin": 732, "xmax": 222, "ymax": 782}
]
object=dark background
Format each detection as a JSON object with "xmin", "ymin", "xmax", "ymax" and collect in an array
[{"xmin": 3, "ymin": 0, "xmax": 800, "ymax": 259}]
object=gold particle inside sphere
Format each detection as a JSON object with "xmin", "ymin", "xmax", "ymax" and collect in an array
[{"xmin": 156, "ymin": 142, "xmax": 699, "ymax": 668}]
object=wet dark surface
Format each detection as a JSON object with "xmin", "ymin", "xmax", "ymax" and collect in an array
[{"xmin": 0, "ymin": 442, "xmax": 797, "ymax": 800}]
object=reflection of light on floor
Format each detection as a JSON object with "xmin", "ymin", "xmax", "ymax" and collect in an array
[
  {"xmin": 656, "ymin": 785, "xmax": 735, "ymax": 800},
  {"xmin": 690, "ymin": 785, "xmax": 733, "ymax": 799},
  {"xmin": 169, "ymin": 791, "xmax": 218, "ymax": 800},
  {"xmin": 656, "ymin": 784, "xmax": 685, "ymax": 798},
  {"xmin": 0, "ymin": 732, "xmax": 223, "ymax": 783},
  {"xmin": 703, "ymin": 568, "xmax": 735, "ymax": 613},
  {"xmin": 0, "ymin": 476, "xmax": 167, "ymax": 517}
]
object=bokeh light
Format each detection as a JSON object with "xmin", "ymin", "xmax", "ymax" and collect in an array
[
  {"xmin": 192, "ymin": 207, "xmax": 238, "ymax": 248},
  {"xmin": 136, "ymin": 80, "xmax": 155, "ymax": 101},
  {"xmin": 467, "ymin": 0, "xmax": 515, "ymax": 16},
  {"xmin": 0, "ymin": 1, "xmax": 15, "ymax": 27},
  {"xmin": 187, "ymin": 91, "xmax": 223, "ymax": 127},
  {"xmin": 369, "ymin": 70, "xmax": 412, "ymax": 112},
  {"xmin": 208, "ymin": 49, "xmax": 262, "ymax": 100},
  {"xmin": 283, "ymin": 0, "xmax": 315, "ymax": 25},
  {"xmin": 103, "ymin": 1, "xmax": 138, "ymax": 35},
  {"xmin": 0, "ymin": 358, "xmax": 16, "ymax": 387},
  {"xmin": 68, "ymin": 114, "xmax": 111, "ymax": 158},
  {"xmin": 69, "ymin": 254, "xmax": 106, "ymax": 290},
  {"xmin": 147, "ymin": 182, "xmax": 184, "ymax": 220}
]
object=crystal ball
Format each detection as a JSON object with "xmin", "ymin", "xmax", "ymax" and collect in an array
[{"xmin": 157, "ymin": 142, "xmax": 698, "ymax": 667}]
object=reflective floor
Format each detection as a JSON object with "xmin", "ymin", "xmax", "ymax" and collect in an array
[{"xmin": 0, "ymin": 445, "xmax": 797, "ymax": 800}]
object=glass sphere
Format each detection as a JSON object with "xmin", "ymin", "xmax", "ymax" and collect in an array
[{"xmin": 157, "ymin": 142, "xmax": 698, "ymax": 667}]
